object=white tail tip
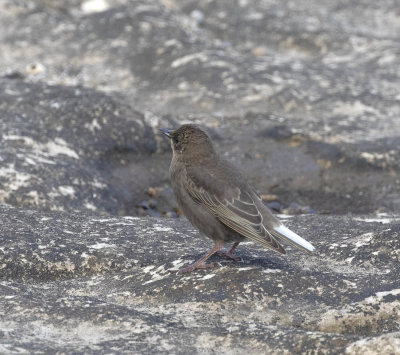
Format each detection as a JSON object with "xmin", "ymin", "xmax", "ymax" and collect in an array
[{"xmin": 273, "ymin": 225, "xmax": 315, "ymax": 252}]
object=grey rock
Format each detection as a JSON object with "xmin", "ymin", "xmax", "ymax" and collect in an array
[
  {"xmin": 0, "ymin": 204, "xmax": 399, "ymax": 353},
  {"xmin": 1, "ymin": 0, "xmax": 399, "ymax": 213},
  {"xmin": 266, "ymin": 201, "xmax": 281, "ymax": 212},
  {"xmin": 0, "ymin": 78, "xmax": 173, "ymax": 215},
  {"xmin": 0, "ymin": 1, "xmax": 400, "ymax": 353},
  {"xmin": 282, "ymin": 202, "xmax": 316, "ymax": 215}
]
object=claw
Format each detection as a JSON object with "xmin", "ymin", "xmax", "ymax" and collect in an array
[
  {"xmin": 169, "ymin": 242, "xmax": 224, "ymax": 274},
  {"xmin": 173, "ymin": 263, "xmax": 215, "ymax": 274},
  {"xmin": 216, "ymin": 242, "xmax": 241, "ymax": 262},
  {"xmin": 217, "ymin": 251, "xmax": 242, "ymax": 262}
]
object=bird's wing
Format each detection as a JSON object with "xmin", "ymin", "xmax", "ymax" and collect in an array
[{"xmin": 185, "ymin": 165, "xmax": 286, "ymax": 254}]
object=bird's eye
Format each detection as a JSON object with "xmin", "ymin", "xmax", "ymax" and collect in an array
[{"xmin": 173, "ymin": 137, "xmax": 179, "ymax": 144}]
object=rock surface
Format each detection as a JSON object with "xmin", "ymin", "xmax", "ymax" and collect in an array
[
  {"xmin": 0, "ymin": 78, "xmax": 174, "ymax": 216},
  {"xmin": 1, "ymin": 0, "xmax": 399, "ymax": 214},
  {"xmin": 0, "ymin": 0, "xmax": 400, "ymax": 353},
  {"xmin": 1, "ymin": 204, "xmax": 399, "ymax": 353}
]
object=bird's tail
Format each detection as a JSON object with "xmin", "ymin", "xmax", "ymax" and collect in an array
[{"xmin": 271, "ymin": 225, "xmax": 315, "ymax": 254}]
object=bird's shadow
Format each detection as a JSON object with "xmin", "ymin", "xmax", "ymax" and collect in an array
[
  {"xmin": 199, "ymin": 251, "xmax": 291, "ymax": 271},
  {"xmin": 239, "ymin": 256, "xmax": 290, "ymax": 270}
]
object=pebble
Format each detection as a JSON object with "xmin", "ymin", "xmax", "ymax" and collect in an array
[{"xmin": 81, "ymin": 0, "xmax": 110, "ymax": 14}]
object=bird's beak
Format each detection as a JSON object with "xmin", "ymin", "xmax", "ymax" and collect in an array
[{"xmin": 159, "ymin": 128, "xmax": 173, "ymax": 138}]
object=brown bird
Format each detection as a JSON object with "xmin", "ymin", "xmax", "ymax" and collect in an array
[{"xmin": 160, "ymin": 124, "xmax": 315, "ymax": 274}]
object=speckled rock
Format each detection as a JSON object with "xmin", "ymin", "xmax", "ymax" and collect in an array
[
  {"xmin": 1, "ymin": 0, "xmax": 399, "ymax": 213},
  {"xmin": 0, "ymin": 204, "xmax": 399, "ymax": 353},
  {"xmin": 0, "ymin": 78, "xmax": 171, "ymax": 215},
  {"xmin": 1, "ymin": 1, "xmax": 400, "ymax": 353}
]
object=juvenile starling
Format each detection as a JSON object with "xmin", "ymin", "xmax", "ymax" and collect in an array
[{"xmin": 160, "ymin": 124, "xmax": 315, "ymax": 274}]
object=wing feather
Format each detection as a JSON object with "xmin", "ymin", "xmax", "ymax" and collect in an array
[{"xmin": 184, "ymin": 174, "xmax": 286, "ymax": 254}]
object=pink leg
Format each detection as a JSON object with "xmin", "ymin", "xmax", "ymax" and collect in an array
[
  {"xmin": 217, "ymin": 242, "xmax": 242, "ymax": 262},
  {"xmin": 171, "ymin": 241, "xmax": 224, "ymax": 274}
]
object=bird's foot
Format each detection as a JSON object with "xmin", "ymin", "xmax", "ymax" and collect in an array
[
  {"xmin": 217, "ymin": 251, "xmax": 242, "ymax": 262},
  {"xmin": 169, "ymin": 262, "xmax": 215, "ymax": 274}
]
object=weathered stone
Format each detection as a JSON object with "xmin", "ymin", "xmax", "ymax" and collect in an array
[
  {"xmin": 0, "ymin": 204, "xmax": 399, "ymax": 353},
  {"xmin": 0, "ymin": 79, "xmax": 171, "ymax": 215},
  {"xmin": 0, "ymin": 0, "xmax": 399, "ymax": 213},
  {"xmin": 1, "ymin": 0, "xmax": 400, "ymax": 352}
]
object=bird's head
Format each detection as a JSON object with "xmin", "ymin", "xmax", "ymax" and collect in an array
[{"xmin": 160, "ymin": 124, "xmax": 215, "ymax": 161}]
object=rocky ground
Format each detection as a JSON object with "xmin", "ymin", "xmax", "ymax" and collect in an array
[
  {"xmin": 1, "ymin": 204, "xmax": 399, "ymax": 353},
  {"xmin": 0, "ymin": 0, "xmax": 399, "ymax": 353}
]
